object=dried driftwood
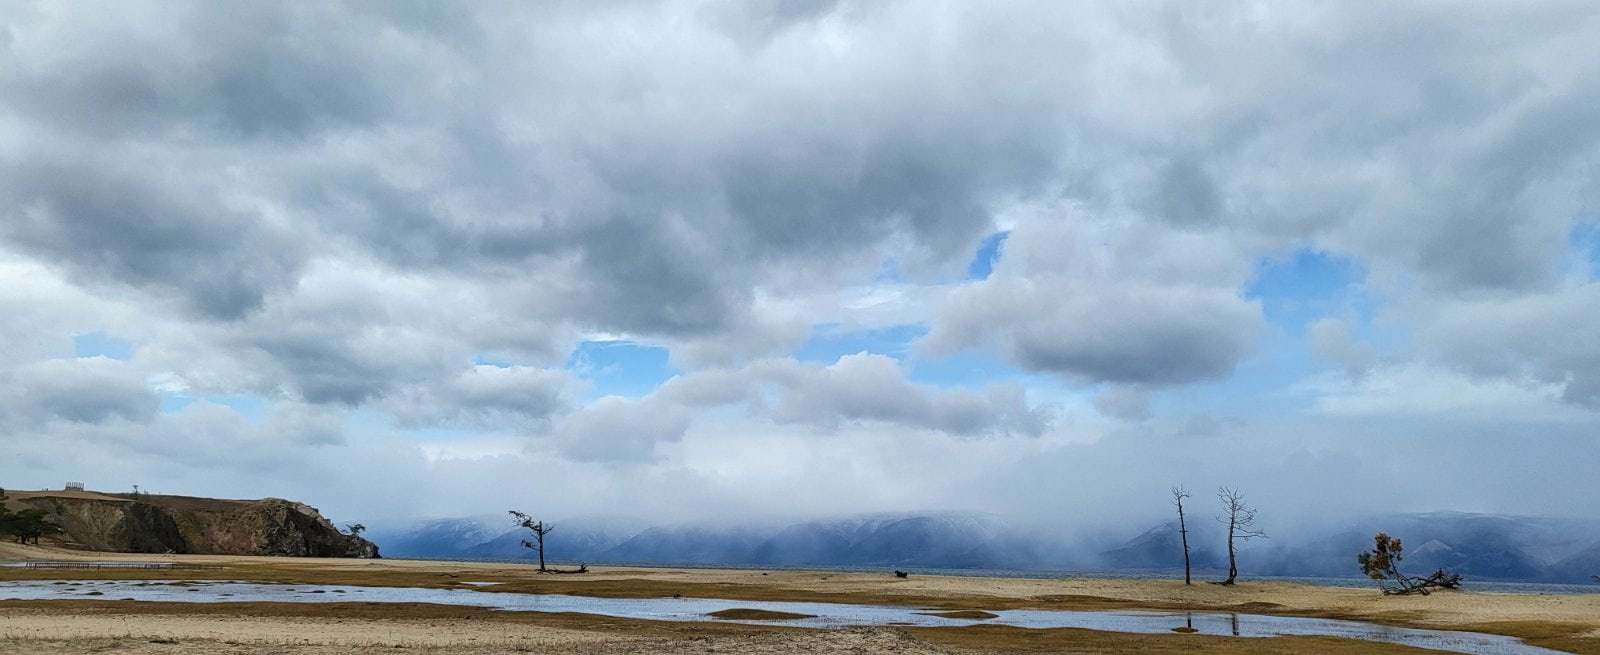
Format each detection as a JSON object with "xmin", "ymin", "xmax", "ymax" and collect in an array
[{"xmin": 1380, "ymin": 568, "xmax": 1463, "ymax": 596}]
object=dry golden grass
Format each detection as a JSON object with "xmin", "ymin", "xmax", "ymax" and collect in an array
[{"xmin": 6, "ymin": 490, "xmax": 131, "ymax": 504}]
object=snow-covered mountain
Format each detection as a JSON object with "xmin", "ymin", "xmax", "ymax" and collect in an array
[
  {"xmin": 365, "ymin": 515, "xmax": 507, "ymax": 559},
  {"xmin": 1098, "ymin": 520, "xmax": 1225, "ymax": 571},
  {"xmin": 463, "ymin": 514, "xmax": 652, "ymax": 562}
]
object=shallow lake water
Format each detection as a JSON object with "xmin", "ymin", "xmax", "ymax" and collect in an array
[{"xmin": 0, "ymin": 580, "xmax": 1564, "ymax": 655}]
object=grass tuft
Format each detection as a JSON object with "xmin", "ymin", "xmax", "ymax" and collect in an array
[{"xmin": 706, "ymin": 608, "xmax": 814, "ymax": 620}]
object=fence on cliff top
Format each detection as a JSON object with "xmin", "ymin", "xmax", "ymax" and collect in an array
[{"xmin": 17, "ymin": 561, "xmax": 224, "ymax": 570}]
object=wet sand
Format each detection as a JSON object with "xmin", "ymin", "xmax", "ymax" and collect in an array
[{"xmin": 3, "ymin": 542, "xmax": 1597, "ymax": 653}]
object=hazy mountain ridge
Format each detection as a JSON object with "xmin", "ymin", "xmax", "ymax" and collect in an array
[
  {"xmin": 368, "ymin": 511, "xmax": 1600, "ymax": 582},
  {"xmin": 366, "ymin": 516, "xmax": 505, "ymax": 559},
  {"xmin": 368, "ymin": 514, "xmax": 655, "ymax": 562},
  {"xmin": 1254, "ymin": 512, "xmax": 1600, "ymax": 583},
  {"xmin": 372, "ymin": 512, "xmax": 1048, "ymax": 569},
  {"xmin": 1097, "ymin": 520, "xmax": 1227, "ymax": 571},
  {"xmin": 464, "ymin": 515, "xmax": 648, "ymax": 562}
]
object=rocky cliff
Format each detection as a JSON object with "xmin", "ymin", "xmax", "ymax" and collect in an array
[{"xmin": 10, "ymin": 490, "xmax": 378, "ymax": 558}]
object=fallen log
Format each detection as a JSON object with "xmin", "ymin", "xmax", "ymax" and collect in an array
[{"xmin": 1381, "ymin": 568, "xmax": 1462, "ymax": 596}]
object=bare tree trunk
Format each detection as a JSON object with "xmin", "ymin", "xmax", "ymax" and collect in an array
[
  {"xmin": 1225, "ymin": 521, "xmax": 1237, "ymax": 585},
  {"xmin": 510, "ymin": 510, "xmax": 555, "ymax": 573},
  {"xmin": 1215, "ymin": 487, "xmax": 1264, "ymax": 586},
  {"xmin": 1172, "ymin": 486, "xmax": 1192, "ymax": 585}
]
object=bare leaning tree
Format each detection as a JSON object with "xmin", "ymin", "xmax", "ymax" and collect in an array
[
  {"xmin": 509, "ymin": 510, "xmax": 555, "ymax": 573},
  {"xmin": 1214, "ymin": 487, "xmax": 1266, "ymax": 586},
  {"xmin": 509, "ymin": 510, "xmax": 588, "ymax": 574},
  {"xmin": 1172, "ymin": 486, "xmax": 1193, "ymax": 585}
]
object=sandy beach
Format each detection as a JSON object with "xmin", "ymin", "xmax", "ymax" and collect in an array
[{"xmin": 3, "ymin": 542, "xmax": 1597, "ymax": 654}]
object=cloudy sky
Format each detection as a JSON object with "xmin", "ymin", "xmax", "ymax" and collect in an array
[{"xmin": 2, "ymin": 1, "xmax": 1598, "ymax": 531}]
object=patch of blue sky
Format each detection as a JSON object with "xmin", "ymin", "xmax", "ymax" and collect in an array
[
  {"xmin": 794, "ymin": 323, "xmax": 927, "ymax": 364},
  {"xmin": 1245, "ymin": 248, "xmax": 1373, "ymax": 337},
  {"xmin": 159, "ymin": 393, "xmax": 267, "ymax": 421},
  {"xmin": 159, "ymin": 394, "xmax": 191, "ymax": 414},
  {"xmin": 1154, "ymin": 247, "xmax": 1410, "ymax": 420},
  {"xmin": 471, "ymin": 354, "xmax": 515, "ymax": 368},
  {"xmin": 874, "ymin": 257, "xmax": 907, "ymax": 283},
  {"xmin": 345, "ymin": 409, "xmax": 392, "ymax": 434},
  {"xmin": 1253, "ymin": 248, "xmax": 1413, "ymax": 361},
  {"xmin": 73, "ymin": 331, "xmax": 133, "ymax": 360},
  {"xmin": 905, "ymin": 350, "xmax": 1032, "ymax": 390},
  {"xmin": 566, "ymin": 340, "xmax": 678, "ymax": 401},
  {"xmin": 1155, "ymin": 333, "xmax": 1321, "ymax": 421},
  {"xmin": 400, "ymin": 424, "xmax": 491, "ymax": 442},
  {"xmin": 966, "ymin": 231, "xmax": 1010, "ymax": 281},
  {"xmin": 1565, "ymin": 220, "xmax": 1600, "ymax": 281}
]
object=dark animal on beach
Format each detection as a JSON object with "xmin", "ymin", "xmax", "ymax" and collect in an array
[{"xmin": 894, "ymin": 570, "xmax": 909, "ymax": 578}]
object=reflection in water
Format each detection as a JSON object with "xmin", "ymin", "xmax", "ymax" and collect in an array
[
  {"xmin": 1171, "ymin": 612, "xmax": 1198, "ymax": 634},
  {"xmin": 0, "ymin": 580, "xmax": 1563, "ymax": 655}
]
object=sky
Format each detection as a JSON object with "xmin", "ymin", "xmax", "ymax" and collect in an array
[{"xmin": 1, "ymin": 1, "xmax": 1598, "ymax": 532}]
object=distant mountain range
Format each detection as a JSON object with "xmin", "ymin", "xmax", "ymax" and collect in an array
[
  {"xmin": 366, "ymin": 510, "xmax": 1600, "ymax": 584},
  {"xmin": 367, "ymin": 512, "xmax": 1075, "ymax": 570},
  {"xmin": 1250, "ymin": 512, "xmax": 1600, "ymax": 583}
]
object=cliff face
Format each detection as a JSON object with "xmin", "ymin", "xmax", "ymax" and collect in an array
[{"xmin": 14, "ymin": 492, "xmax": 378, "ymax": 558}]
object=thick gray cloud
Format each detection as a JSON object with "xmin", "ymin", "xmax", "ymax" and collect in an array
[
  {"xmin": 0, "ymin": 153, "xmax": 307, "ymax": 319},
  {"xmin": 659, "ymin": 353, "xmax": 1052, "ymax": 437},
  {"xmin": 7, "ymin": 0, "xmax": 1595, "ymax": 379},
  {"xmin": 0, "ymin": 1, "xmax": 1597, "ymax": 529},
  {"xmin": 0, "ymin": 3, "xmax": 404, "ymax": 140},
  {"xmin": 0, "ymin": 257, "xmax": 133, "ymax": 367},
  {"xmin": 553, "ymin": 396, "xmax": 690, "ymax": 464},
  {"xmin": 1093, "ymin": 386, "xmax": 1153, "ymax": 422},
  {"xmin": 2, "ymin": 0, "xmax": 1076, "ymax": 352},
  {"xmin": 1308, "ymin": 317, "xmax": 1377, "ymax": 383},
  {"xmin": 927, "ymin": 215, "xmax": 1264, "ymax": 385},
  {"xmin": 125, "ymin": 261, "xmax": 574, "ymax": 407},
  {"xmin": 1416, "ymin": 286, "xmax": 1600, "ymax": 407},
  {"xmin": 765, "ymin": 354, "xmax": 1050, "ymax": 437},
  {"xmin": 1, "ymin": 357, "xmax": 157, "ymax": 425},
  {"xmin": 386, "ymin": 365, "xmax": 572, "ymax": 431}
]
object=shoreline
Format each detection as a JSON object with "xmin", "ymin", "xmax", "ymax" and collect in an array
[
  {"xmin": 368, "ymin": 555, "xmax": 1600, "ymax": 596},
  {"xmin": 9, "ymin": 541, "xmax": 1596, "ymax": 595},
  {"xmin": 3, "ymin": 543, "xmax": 1599, "ymax": 653}
]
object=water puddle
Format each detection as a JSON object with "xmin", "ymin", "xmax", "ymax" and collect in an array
[{"xmin": 0, "ymin": 580, "xmax": 1560, "ymax": 655}]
